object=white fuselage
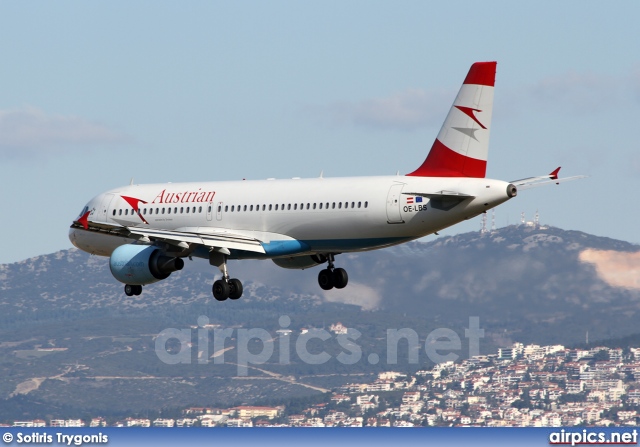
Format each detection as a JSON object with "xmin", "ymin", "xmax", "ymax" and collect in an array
[{"xmin": 69, "ymin": 175, "xmax": 513, "ymax": 261}]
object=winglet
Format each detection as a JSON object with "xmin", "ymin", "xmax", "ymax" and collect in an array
[
  {"xmin": 76, "ymin": 211, "xmax": 90, "ymax": 230},
  {"xmin": 549, "ymin": 167, "xmax": 561, "ymax": 181}
]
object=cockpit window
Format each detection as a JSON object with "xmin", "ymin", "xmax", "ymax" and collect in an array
[{"xmin": 77, "ymin": 206, "xmax": 89, "ymax": 219}]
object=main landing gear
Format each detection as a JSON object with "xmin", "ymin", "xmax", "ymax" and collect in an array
[
  {"xmin": 210, "ymin": 249, "xmax": 243, "ymax": 302},
  {"xmin": 124, "ymin": 284, "xmax": 142, "ymax": 296},
  {"xmin": 212, "ymin": 278, "xmax": 243, "ymax": 301},
  {"xmin": 317, "ymin": 254, "xmax": 348, "ymax": 290}
]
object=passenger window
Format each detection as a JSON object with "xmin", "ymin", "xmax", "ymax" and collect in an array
[
  {"xmin": 326, "ymin": 203, "xmax": 329, "ymax": 209},
  {"xmin": 332, "ymin": 202, "xmax": 336, "ymax": 209},
  {"xmin": 186, "ymin": 207, "xmax": 189, "ymax": 214},
  {"xmin": 174, "ymin": 207, "xmax": 177, "ymax": 214},
  {"xmin": 313, "ymin": 203, "xmax": 316, "ymax": 210},
  {"xmin": 167, "ymin": 208, "xmax": 171, "ymax": 214},
  {"xmin": 149, "ymin": 209, "xmax": 152, "ymax": 215},
  {"xmin": 119, "ymin": 209, "xmax": 122, "ymax": 216},
  {"xmin": 294, "ymin": 204, "xmax": 297, "ymax": 210},
  {"xmin": 218, "ymin": 205, "xmax": 222, "ymax": 212},
  {"xmin": 351, "ymin": 202, "xmax": 355, "ymax": 208},
  {"xmin": 208, "ymin": 206, "xmax": 212, "ymax": 213},
  {"xmin": 365, "ymin": 201, "xmax": 368, "ymax": 208},
  {"xmin": 358, "ymin": 202, "xmax": 361, "ymax": 208},
  {"xmin": 199, "ymin": 206, "xmax": 202, "ymax": 213},
  {"xmin": 112, "ymin": 210, "xmax": 116, "ymax": 216},
  {"xmin": 274, "ymin": 204, "xmax": 278, "ymax": 211},
  {"xmin": 319, "ymin": 203, "xmax": 323, "ymax": 209},
  {"xmin": 338, "ymin": 202, "xmax": 342, "ymax": 209},
  {"xmin": 225, "ymin": 206, "xmax": 228, "ymax": 212},
  {"xmin": 250, "ymin": 205, "xmax": 253, "ymax": 211},
  {"xmin": 288, "ymin": 204, "xmax": 291, "ymax": 210},
  {"xmin": 269, "ymin": 204, "xmax": 272, "ymax": 211}
]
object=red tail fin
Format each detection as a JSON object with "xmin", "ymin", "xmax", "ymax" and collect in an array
[{"xmin": 408, "ymin": 62, "xmax": 497, "ymax": 178}]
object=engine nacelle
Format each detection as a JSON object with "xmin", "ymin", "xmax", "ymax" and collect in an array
[
  {"xmin": 272, "ymin": 254, "xmax": 326, "ymax": 270},
  {"xmin": 109, "ymin": 244, "xmax": 184, "ymax": 285}
]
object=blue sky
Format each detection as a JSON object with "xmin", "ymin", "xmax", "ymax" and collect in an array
[{"xmin": 1, "ymin": 1, "xmax": 639, "ymax": 264}]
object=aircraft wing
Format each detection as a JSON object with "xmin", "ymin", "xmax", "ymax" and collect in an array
[
  {"xmin": 71, "ymin": 219, "xmax": 266, "ymax": 254},
  {"xmin": 511, "ymin": 167, "xmax": 587, "ymax": 190}
]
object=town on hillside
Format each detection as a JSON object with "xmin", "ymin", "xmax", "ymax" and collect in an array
[{"xmin": 5, "ymin": 343, "xmax": 640, "ymax": 428}]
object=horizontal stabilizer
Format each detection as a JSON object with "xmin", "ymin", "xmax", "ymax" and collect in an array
[{"xmin": 511, "ymin": 167, "xmax": 587, "ymax": 190}]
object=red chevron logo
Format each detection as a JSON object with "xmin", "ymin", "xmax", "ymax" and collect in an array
[{"xmin": 454, "ymin": 106, "xmax": 487, "ymax": 129}]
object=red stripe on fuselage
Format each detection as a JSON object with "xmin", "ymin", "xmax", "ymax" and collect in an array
[{"xmin": 407, "ymin": 139, "xmax": 486, "ymax": 178}]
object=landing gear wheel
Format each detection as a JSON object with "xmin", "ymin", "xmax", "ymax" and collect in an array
[
  {"xmin": 124, "ymin": 284, "xmax": 134, "ymax": 296},
  {"xmin": 228, "ymin": 278, "xmax": 243, "ymax": 300},
  {"xmin": 318, "ymin": 269, "xmax": 334, "ymax": 290},
  {"xmin": 132, "ymin": 285, "xmax": 143, "ymax": 296},
  {"xmin": 212, "ymin": 280, "xmax": 230, "ymax": 301},
  {"xmin": 332, "ymin": 268, "xmax": 348, "ymax": 289}
]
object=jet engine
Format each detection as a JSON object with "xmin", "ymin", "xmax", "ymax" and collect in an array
[
  {"xmin": 272, "ymin": 254, "xmax": 326, "ymax": 270},
  {"xmin": 109, "ymin": 244, "xmax": 184, "ymax": 285}
]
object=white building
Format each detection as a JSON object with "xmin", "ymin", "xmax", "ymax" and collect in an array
[{"xmin": 153, "ymin": 418, "xmax": 175, "ymax": 427}]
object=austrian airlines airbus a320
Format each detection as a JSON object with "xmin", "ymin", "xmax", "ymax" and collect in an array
[{"xmin": 69, "ymin": 62, "xmax": 582, "ymax": 301}]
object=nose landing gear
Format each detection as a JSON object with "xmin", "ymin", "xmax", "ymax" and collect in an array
[{"xmin": 317, "ymin": 254, "xmax": 348, "ymax": 290}]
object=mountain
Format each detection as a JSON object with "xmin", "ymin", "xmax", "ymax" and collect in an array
[{"xmin": 1, "ymin": 224, "xmax": 639, "ymax": 417}]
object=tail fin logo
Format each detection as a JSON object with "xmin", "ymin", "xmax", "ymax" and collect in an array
[
  {"xmin": 454, "ymin": 106, "xmax": 487, "ymax": 129},
  {"xmin": 452, "ymin": 106, "xmax": 487, "ymax": 142},
  {"xmin": 407, "ymin": 61, "xmax": 496, "ymax": 178}
]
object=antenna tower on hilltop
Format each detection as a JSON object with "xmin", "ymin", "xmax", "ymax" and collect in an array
[{"xmin": 481, "ymin": 213, "xmax": 488, "ymax": 234}]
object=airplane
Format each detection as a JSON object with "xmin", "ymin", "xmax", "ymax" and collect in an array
[{"xmin": 69, "ymin": 61, "xmax": 583, "ymax": 301}]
